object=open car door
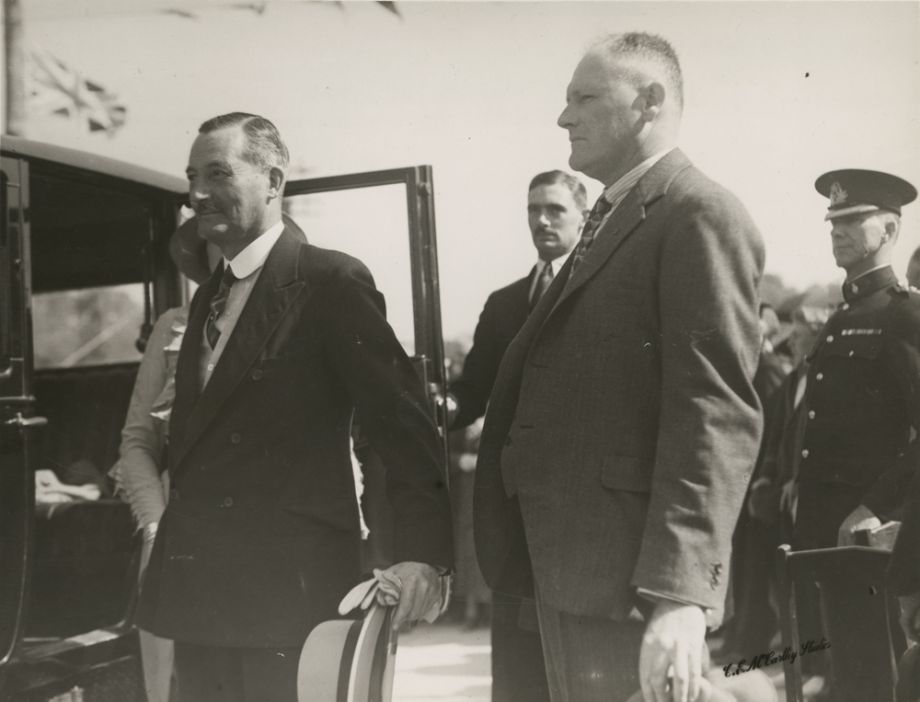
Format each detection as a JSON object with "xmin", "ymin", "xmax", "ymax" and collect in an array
[
  {"xmin": 282, "ymin": 166, "xmax": 448, "ymax": 568},
  {"xmin": 0, "ymin": 155, "xmax": 37, "ymax": 678},
  {"xmin": 282, "ymin": 166, "xmax": 448, "ymax": 447}
]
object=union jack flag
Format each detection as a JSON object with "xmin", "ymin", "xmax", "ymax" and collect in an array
[{"xmin": 29, "ymin": 47, "xmax": 127, "ymax": 135}]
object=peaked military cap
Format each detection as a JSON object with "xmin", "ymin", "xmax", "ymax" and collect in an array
[{"xmin": 815, "ymin": 169, "xmax": 917, "ymax": 221}]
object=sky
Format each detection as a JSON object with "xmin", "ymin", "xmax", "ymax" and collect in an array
[{"xmin": 11, "ymin": 0, "xmax": 920, "ymax": 341}]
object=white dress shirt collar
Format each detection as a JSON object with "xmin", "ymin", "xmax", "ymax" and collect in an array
[
  {"xmin": 601, "ymin": 148, "xmax": 675, "ymax": 208},
  {"xmin": 223, "ymin": 219, "xmax": 285, "ymax": 279},
  {"xmin": 528, "ymin": 250, "xmax": 573, "ymax": 302},
  {"xmin": 538, "ymin": 248, "xmax": 574, "ymax": 276}
]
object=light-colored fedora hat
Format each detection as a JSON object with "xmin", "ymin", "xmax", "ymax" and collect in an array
[
  {"xmin": 169, "ymin": 211, "xmax": 309, "ymax": 284},
  {"xmin": 297, "ymin": 604, "xmax": 397, "ymax": 702}
]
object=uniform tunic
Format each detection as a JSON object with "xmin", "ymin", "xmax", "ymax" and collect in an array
[{"xmin": 793, "ymin": 265, "xmax": 920, "ymax": 549}]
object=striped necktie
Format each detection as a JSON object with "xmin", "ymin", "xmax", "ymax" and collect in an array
[
  {"xmin": 530, "ymin": 262, "xmax": 554, "ymax": 309},
  {"xmin": 205, "ymin": 265, "xmax": 237, "ymax": 349},
  {"xmin": 569, "ymin": 195, "xmax": 614, "ymax": 272}
]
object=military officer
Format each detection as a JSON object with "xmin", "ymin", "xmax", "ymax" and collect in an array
[{"xmin": 793, "ymin": 169, "xmax": 920, "ymax": 551}]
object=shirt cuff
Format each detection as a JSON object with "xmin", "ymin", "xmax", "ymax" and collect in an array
[{"xmin": 636, "ymin": 588, "xmax": 707, "ymax": 610}]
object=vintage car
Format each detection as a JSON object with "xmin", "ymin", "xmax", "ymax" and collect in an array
[{"xmin": 0, "ymin": 136, "xmax": 447, "ymax": 701}]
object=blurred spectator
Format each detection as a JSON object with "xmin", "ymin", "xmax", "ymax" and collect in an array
[
  {"xmin": 451, "ymin": 420, "xmax": 491, "ymax": 627},
  {"xmin": 753, "ymin": 303, "xmax": 793, "ymax": 405},
  {"xmin": 889, "ymin": 468, "xmax": 920, "ymax": 701},
  {"xmin": 721, "ymin": 305, "xmax": 829, "ymax": 661},
  {"xmin": 907, "ymin": 244, "xmax": 920, "ymax": 289}
]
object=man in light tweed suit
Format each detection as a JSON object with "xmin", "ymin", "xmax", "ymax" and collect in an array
[{"xmin": 474, "ymin": 33, "xmax": 764, "ymax": 702}]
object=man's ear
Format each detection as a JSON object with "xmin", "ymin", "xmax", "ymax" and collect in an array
[
  {"xmin": 884, "ymin": 215, "xmax": 900, "ymax": 242},
  {"xmin": 642, "ymin": 82, "xmax": 666, "ymax": 120},
  {"xmin": 267, "ymin": 167, "xmax": 285, "ymax": 200}
]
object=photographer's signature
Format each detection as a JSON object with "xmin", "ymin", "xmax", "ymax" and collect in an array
[{"xmin": 722, "ymin": 638, "xmax": 830, "ymax": 677}]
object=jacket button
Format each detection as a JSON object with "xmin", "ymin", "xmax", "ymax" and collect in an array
[
  {"xmin": 251, "ymin": 369, "xmax": 264, "ymax": 381},
  {"xmin": 826, "ymin": 334, "xmax": 834, "ymax": 343},
  {"xmin": 808, "ymin": 410, "xmax": 815, "ymax": 419},
  {"xmin": 222, "ymin": 497, "xmax": 234, "ymax": 508},
  {"xmin": 801, "ymin": 449, "xmax": 810, "ymax": 458},
  {"xmin": 815, "ymin": 373, "xmax": 824, "ymax": 381},
  {"xmin": 230, "ymin": 432, "xmax": 242, "ymax": 444}
]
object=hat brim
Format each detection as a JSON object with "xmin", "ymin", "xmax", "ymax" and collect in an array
[
  {"xmin": 168, "ymin": 217, "xmax": 212, "ymax": 284},
  {"xmin": 297, "ymin": 604, "xmax": 396, "ymax": 702},
  {"xmin": 824, "ymin": 204, "xmax": 881, "ymax": 221}
]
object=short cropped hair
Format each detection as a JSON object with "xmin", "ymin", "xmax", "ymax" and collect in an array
[
  {"xmin": 199, "ymin": 112, "xmax": 290, "ymax": 172},
  {"xmin": 528, "ymin": 170, "xmax": 588, "ymax": 211},
  {"xmin": 593, "ymin": 32, "xmax": 684, "ymax": 110}
]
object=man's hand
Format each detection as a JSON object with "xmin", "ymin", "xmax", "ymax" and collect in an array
[
  {"xmin": 837, "ymin": 504, "xmax": 881, "ymax": 546},
  {"xmin": 377, "ymin": 561, "xmax": 444, "ymax": 631},
  {"xmin": 639, "ymin": 600, "xmax": 705, "ymax": 702},
  {"xmin": 899, "ymin": 593, "xmax": 920, "ymax": 643},
  {"xmin": 779, "ymin": 480, "xmax": 798, "ymax": 521},
  {"xmin": 747, "ymin": 477, "xmax": 776, "ymax": 523},
  {"xmin": 432, "ymin": 389, "xmax": 459, "ymax": 427}
]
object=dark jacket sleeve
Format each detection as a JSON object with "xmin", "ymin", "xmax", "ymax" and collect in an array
[
  {"xmin": 320, "ymin": 259, "xmax": 454, "ymax": 570},
  {"xmin": 862, "ymin": 302, "xmax": 920, "ymax": 520},
  {"xmin": 889, "ymin": 467, "xmax": 920, "ymax": 595},
  {"xmin": 450, "ymin": 293, "xmax": 504, "ymax": 429}
]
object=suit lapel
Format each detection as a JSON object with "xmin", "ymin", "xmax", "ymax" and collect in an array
[
  {"xmin": 549, "ymin": 149, "xmax": 691, "ymax": 314},
  {"xmin": 171, "ymin": 228, "xmax": 306, "ymax": 470}
]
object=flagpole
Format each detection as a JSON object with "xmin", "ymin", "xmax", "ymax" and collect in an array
[{"xmin": 3, "ymin": 0, "xmax": 28, "ymax": 136}]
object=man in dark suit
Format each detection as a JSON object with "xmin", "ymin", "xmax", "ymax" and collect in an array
[
  {"xmin": 448, "ymin": 170, "xmax": 587, "ymax": 426},
  {"xmin": 447, "ymin": 170, "xmax": 587, "ymax": 702},
  {"xmin": 473, "ymin": 33, "xmax": 764, "ymax": 702},
  {"xmin": 136, "ymin": 112, "xmax": 452, "ymax": 702}
]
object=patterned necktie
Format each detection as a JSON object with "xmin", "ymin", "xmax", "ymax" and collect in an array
[
  {"xmin": 569, "ymin": 195, "xmax": 614, "ymax": 272},
  {"xmin": 530, "ymin": 262, "xmax": 554, "ymax": 309},
  {"xmin": 205, "ymin": 265, "xmax": 237, "ymax": 349}
]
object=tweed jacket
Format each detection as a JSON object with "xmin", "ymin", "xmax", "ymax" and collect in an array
[{"xmin": 474, "ymin": 150, "xmax": 764, "ymax": 623}]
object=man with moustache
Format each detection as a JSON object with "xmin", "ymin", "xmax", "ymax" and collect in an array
[
  {"xmin": 474, "ymin": 33, "xmax": 764, "ymax": 702},
  {"xmin": 136, "ymin": 112, "xmax": 452, "ymax": 702},
  {"xmin": 447, "ymin": 169, "xmax": 587, "ymax": 702},
  {"xmin": 448, "ymin": 170, "xmax": 587, "ymax": 428},
  {"xmin": 792, "ymin": 169, "xmax": 920, "ymax": 552}
]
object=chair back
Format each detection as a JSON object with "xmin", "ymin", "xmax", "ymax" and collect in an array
[{"xmin": 775, "ymin": 544, "xmax": 906, "ymax": 702}]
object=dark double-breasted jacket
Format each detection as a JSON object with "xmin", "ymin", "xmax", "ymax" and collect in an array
[
  {"xmin": 137, "ymin": 226, "xmax": 453, "ymax": 648},
  {"xmin": 794, "ymin": 265, "xmax": 920, "ymax": 548}
]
